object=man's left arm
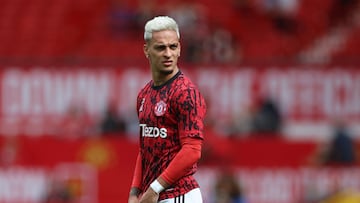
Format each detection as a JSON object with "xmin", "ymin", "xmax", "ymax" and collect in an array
[{"xmin": 139, "ymin": 137, "xmax": 202, "ymax": 203}]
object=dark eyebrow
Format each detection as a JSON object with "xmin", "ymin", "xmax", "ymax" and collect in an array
[
  {"xmin": 154, "ymin": 44, "xmax": 166, "ymax": 49},
  {"xmin": 169, "ymin": 43, "xmax": 179, "ymax": 47},
  {"xmin": 154, "ymin": 43, "xmax": 179, "ymax": 50}
]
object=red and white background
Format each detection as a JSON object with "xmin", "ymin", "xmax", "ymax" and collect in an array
[
  {"xmin": 2, "ymin": 65, "xmax": 360, "ymax": 138},
  {"xmin": 0, "ymin": 65, "xmax": 359, "ymax": 203}
]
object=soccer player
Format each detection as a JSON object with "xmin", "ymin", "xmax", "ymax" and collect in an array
[{"xmin": 128, "ymin": 16, "xmax": 207, "ymax": 203}]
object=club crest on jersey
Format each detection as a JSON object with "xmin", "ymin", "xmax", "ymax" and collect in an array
[{"xmin": 154, "ymin": 100, "xmax": 167, "ymax": 116}]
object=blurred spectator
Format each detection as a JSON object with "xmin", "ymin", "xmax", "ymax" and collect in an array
[
  {"xmin": 134, "ymin": 0, "xmax": 157, "ymax": 31},
  {"xmin": 251, "ymin": 96, "xmax": 282, "ymax": 135},
  {"xmin": 203, "ymin": 24, "xmax": 242, "ymax": 64},
  {"xmin": 308, "ymin": 120, "xmax": 357, "ymax": 167},
  {"xmin": 262, "ymin": 0, "xmax": 299, "ymax": 34},
  {"xmin": 107, "ymin": 0, "xmax": 138, "ymax": 38},
  {"xmin": 320, "ymin": 121, "xmax": 356, "ymax": 166},
  {"xmin": 224, "ymin": 96, "xmax": 282, "ymax": 138},
  {"xmin": 166, "ymin": 0, "xmax": 208, "ymax": 38},
  {"xmin": 98, "ymin": 105, "xmax": 127, "ymax": 136},
  {"xmin": 166, "ymin": 0, "xmax": 210, "ymax": 63},
  {"xmin": 226, "ymin": 110, "xmax": 254, "ymax": 138},
  {"xmin": 328, "ymin": 0, "xmax": 359, "ymax": 27},
  {"xmin": 42, "ymin": 179, "xmax": 74, "ymax": 203},
  {"xmin": 213, "ymin": 170, "xmax": 248, "ymax": 203}
]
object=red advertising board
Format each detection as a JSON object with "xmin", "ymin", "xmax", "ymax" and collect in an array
[
  {"xmin": 0, "ymin": 134, "xmax": 359, "ymax": 203},
  {"xmin": 0, "ymin": 66, "xmax": 359, "ymax": 139}
]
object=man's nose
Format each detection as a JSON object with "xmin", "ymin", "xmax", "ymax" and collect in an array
[{"xmin": 164, "ymin": 47, "xmax": 171, "ymax": 57}]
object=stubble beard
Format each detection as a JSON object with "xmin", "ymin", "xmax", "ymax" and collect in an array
[{"xmin": 159, "ymin": 68, "xmax": 174, "ymax": 75}]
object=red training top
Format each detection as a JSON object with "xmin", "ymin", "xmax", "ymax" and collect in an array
[{"xmin": 132, "ymin": 70, "xmax": 207, "ymax": 200}]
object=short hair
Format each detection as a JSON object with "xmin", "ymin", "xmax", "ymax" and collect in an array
[{"xmin": 144, "ymin": 16, "xmax": 180, "ymax": 41}]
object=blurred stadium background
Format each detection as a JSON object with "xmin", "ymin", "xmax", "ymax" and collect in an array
[{"xmin": 0, "ymin": 0, "xmax": 360, "ymax": 202}]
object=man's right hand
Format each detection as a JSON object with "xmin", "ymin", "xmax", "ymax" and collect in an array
[
  {"xmin": 139, "ymin": 187, "xmax": 159, "ymax": 203},
  {"xmin": 128, "ymin": 195, "xmax": 140, "ymax": 203}
]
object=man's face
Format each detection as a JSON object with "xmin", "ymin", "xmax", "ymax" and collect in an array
[{"xmin": 144, "ymin": 30, "xmax": 181, "ymax": 75}]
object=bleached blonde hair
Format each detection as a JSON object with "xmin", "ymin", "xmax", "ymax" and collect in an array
[{"xmin": 144, "ymin": 16, "xmax": 180, "ymax": 42}]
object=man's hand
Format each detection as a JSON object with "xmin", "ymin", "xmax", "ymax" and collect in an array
[
  {"xmin": 128, "ymin": 195, "xmax": 140, "ymax": 203},
  {"xmin": 128, "ymin": 187, "xmax": 141, "ymax": 203},
  {"xmin": 139, "ymin": 188, "xmax": 159, "ymax": 203}
]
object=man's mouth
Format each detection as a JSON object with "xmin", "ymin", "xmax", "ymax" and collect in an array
[{"xmin": 163, "ymin": 61, "xmax": 172, "ymax": 66}]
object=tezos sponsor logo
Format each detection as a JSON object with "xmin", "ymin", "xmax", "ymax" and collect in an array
[{"xmin": 139, "ymin": 124, "xmax": 167, "ymax": 138}]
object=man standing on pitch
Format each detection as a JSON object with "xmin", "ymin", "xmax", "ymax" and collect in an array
[{"xmin": 128, "ymin": 16, "xmax": 207, "ymax": 203}]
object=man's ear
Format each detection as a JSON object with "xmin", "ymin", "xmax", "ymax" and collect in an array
[{"xmin": 143, "ymin": 44, "xmax": 149, "ymax": 58}]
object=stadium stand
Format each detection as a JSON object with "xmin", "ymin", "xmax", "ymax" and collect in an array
[{"xmin": 0, "ymin": 0, "xmax": 359, "ymax": 64}]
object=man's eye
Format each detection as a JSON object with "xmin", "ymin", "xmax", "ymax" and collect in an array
[
  {"xmin": 170, "ymin": 44, "xmax": 178, "ymax": 50},
  {"xmin": 155, "ymin": 46, "xmax": 166, "ymax": 50}
]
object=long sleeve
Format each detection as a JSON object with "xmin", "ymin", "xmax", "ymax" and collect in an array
[
  {"xmin": 131, "ymin": 152, "xmax": 143, "ymax": 189},
  {"xmin": 160, "ymin": 137, "xmax": 202, "ymax": 184}
]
